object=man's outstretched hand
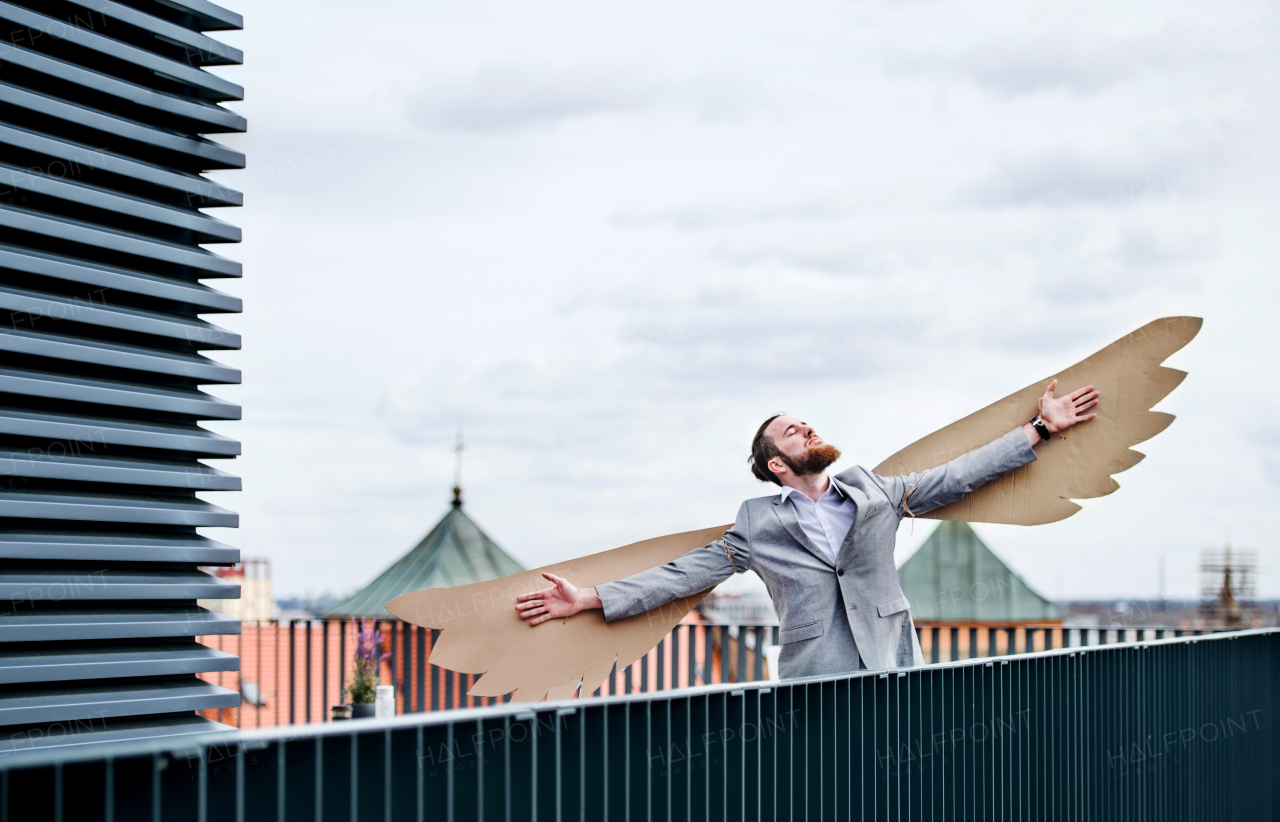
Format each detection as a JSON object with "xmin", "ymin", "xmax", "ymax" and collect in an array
[
  {"xmin": 515, "ymin": 572, "xmax": 602, "ymax": 626},
  {"xmin": 1038, "ymin": 379, "xmax": 1100, "ymax": 432}
]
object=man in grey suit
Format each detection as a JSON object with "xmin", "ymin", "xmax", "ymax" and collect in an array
[{"xmin": 516, "ymin": 380, "xmax": 1100, "ymax": 677}]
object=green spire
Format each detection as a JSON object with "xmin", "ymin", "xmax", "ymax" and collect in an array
[
  {"xmin": 322, "ymin": 501, "xmax": 525, "ymax": 618},
  {"xmin": 898, "ymin": 521, "xmax": 1065, "ymax": 623}
]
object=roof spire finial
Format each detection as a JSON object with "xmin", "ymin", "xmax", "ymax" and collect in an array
[{"xmin": 451, "ymin": 412, "xmax": 464, "ymax": 509}]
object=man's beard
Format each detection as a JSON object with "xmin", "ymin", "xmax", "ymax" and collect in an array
[{"xmin": 781, "ymin": 443, "xmax": 842, "ymax": 477}]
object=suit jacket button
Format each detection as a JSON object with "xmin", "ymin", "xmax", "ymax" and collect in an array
[{"xmin": 837, "ymin": 568, "xmax": 845, "ymax": 576}]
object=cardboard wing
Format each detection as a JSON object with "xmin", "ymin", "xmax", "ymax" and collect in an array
[
  {"xmin": 386, "ymin": 525, "xmax": 730, "ymax": 703},
  {"xmin": 873, "ymin": 316, "xmax": 1202, "ymax": 525}
]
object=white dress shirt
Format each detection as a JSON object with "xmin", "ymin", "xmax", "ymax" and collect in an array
[{"xmin": 779, "ymin": 477, "xmax": 858, "ymax": 564}]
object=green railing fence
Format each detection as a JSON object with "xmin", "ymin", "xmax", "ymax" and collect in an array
[
  {"xmin": 1, "ymin": 628, "xmax": 1275, "ymax": 821},
  {"xmin": 198, "ymin": 618, "xmax": 1238, "ymax": 730}
]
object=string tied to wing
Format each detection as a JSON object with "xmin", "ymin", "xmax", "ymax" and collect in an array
[{"xmin": 902, "ymin": 481, "xmax": 921, "ymax": 535}]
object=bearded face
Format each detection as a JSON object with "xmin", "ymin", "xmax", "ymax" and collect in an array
[{"xmin": 780, "ymin": 442, "xmax": 842, "ymax": 477}]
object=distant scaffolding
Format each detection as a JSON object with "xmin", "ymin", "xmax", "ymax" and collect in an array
[{"xmin": 1200, "ymin": 545, "xmax": 1257, "ymax": 628}]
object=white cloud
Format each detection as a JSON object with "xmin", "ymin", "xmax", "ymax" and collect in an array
[
  {"xmin": 406, "ymin": 64, "xmax": 768, "ymax": 133},
  {"xmin": 960, "ymin": 144, "xmax": 1262, "ymax": 208},
  {"xmin": 409, "ymin": 64, "xmax": 664, "ymax": 132}
]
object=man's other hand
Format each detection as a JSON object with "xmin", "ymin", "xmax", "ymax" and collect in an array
[
  {"xmin": 515, "ymin": 572, "xmax": 602, "ymax": 626},
  {"xmin": 1038, "ymin": 379, "xmax": 1100, "ymax": 433}
]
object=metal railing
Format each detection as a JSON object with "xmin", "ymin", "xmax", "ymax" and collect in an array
[
  {"xmin": 199, "ymin": 619, "xmax": 1237, "ymax": 728},
  {"xmin": 913, "ymin": 623, "xmax": 1233, "ymax": 662},
  {"xmin": 199, "ymin": 619, "xmax": 781, "ymax": 727},
  {"xmin": 2, "ymin": 628, "xmax": 1275, "ymax": 820}
]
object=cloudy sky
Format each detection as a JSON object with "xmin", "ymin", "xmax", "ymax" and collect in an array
[{"xmin": 199, "ymin": 0, "xmax": 1280, "ymax": 601}]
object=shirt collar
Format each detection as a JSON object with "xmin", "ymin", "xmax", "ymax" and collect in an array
[{"xmin": 779, "ymin": 475, "xmax": 843, "ymax": 503}]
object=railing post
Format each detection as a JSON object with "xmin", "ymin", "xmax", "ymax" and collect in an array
[
  {"xmin": 719, "ymin": 625, "xmax": 731, "ymax": 683},
  {"xmin": 430, "ymin": 630, "xmax": 440, "ymax": 711},
  {"xmin": 339, "ymin": 620, "xmax": 346, "ymax": 704},
  {"xmin": 416, "ymin": 626, "xmax": 426, "ymax": 712},
  {"xmin": 288, "ymin": 620, "xmax": 296, "ymax": 726},
  {"xmin": 305, "ymin": 620, "xmax": 312, "ymax": 724},
  {"xmin": 402, "ymin": 620, "xmax": 412, "ymax": 713},
  {"xmin": 321, "ymin": 621, "xmax": 328, "ymax": 722},
  {"xmin": 670, "ymin": 626, "xmax": 681, "ymax": 689}
]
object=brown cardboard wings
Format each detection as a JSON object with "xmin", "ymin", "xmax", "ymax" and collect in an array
[
  {"xmin": 387, "ymin": 525, "xmax": 729, "ymax": 703},
  {"xmin": 388, "ymin": 316, "xmax": 1200, "ymax": 701},
  {"xmin": 872, "ymin": 315, "xmax": 1202, "ymax": 524}
]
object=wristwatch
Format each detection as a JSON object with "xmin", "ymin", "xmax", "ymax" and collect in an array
[{"xmin": 1030, "ymin": 416, "xmax": 1053, "ymax": 441}]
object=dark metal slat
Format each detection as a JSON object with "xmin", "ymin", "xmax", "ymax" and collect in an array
[
  {"xmin": 288, "ymin": 620, "xmax": 295, "ymax": 725},
  {"xmin": 429, "ymin": 630, "xmax": 440, "ymax": 711},
  {"xmin": 304, "ymin": 622, "xmax": 311, "ymax": 724},
  {"xmin": 416, "ymin": 626, "xmax": 426, "ymax": 713}
]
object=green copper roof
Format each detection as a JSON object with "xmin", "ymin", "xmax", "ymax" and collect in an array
[
  {"xmin": 898, "ymin": 521, "xmax": 1065, "ymax": 623},
  {"xmin": 322, "ymin": 499, "xmax": 526, "ymax": 618}
]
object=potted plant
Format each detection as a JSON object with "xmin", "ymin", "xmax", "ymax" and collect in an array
[{"xmin": 345, "ymin": 618, "xmax": 388, "ymax": 718}]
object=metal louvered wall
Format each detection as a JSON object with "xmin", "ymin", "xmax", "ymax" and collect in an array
[{"xmin": 0, "ymin": 0, "xmax": 243, "ymax": 752}]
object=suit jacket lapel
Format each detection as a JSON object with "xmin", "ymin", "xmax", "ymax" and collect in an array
[{"xmin": 773, "ymin": 495, "xmax": 836, "ymax": 568}]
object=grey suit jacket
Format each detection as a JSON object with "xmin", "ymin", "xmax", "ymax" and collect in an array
[{"xmin": 597, "ymin": 427, "xmax": 1036, "ymax": 678}]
